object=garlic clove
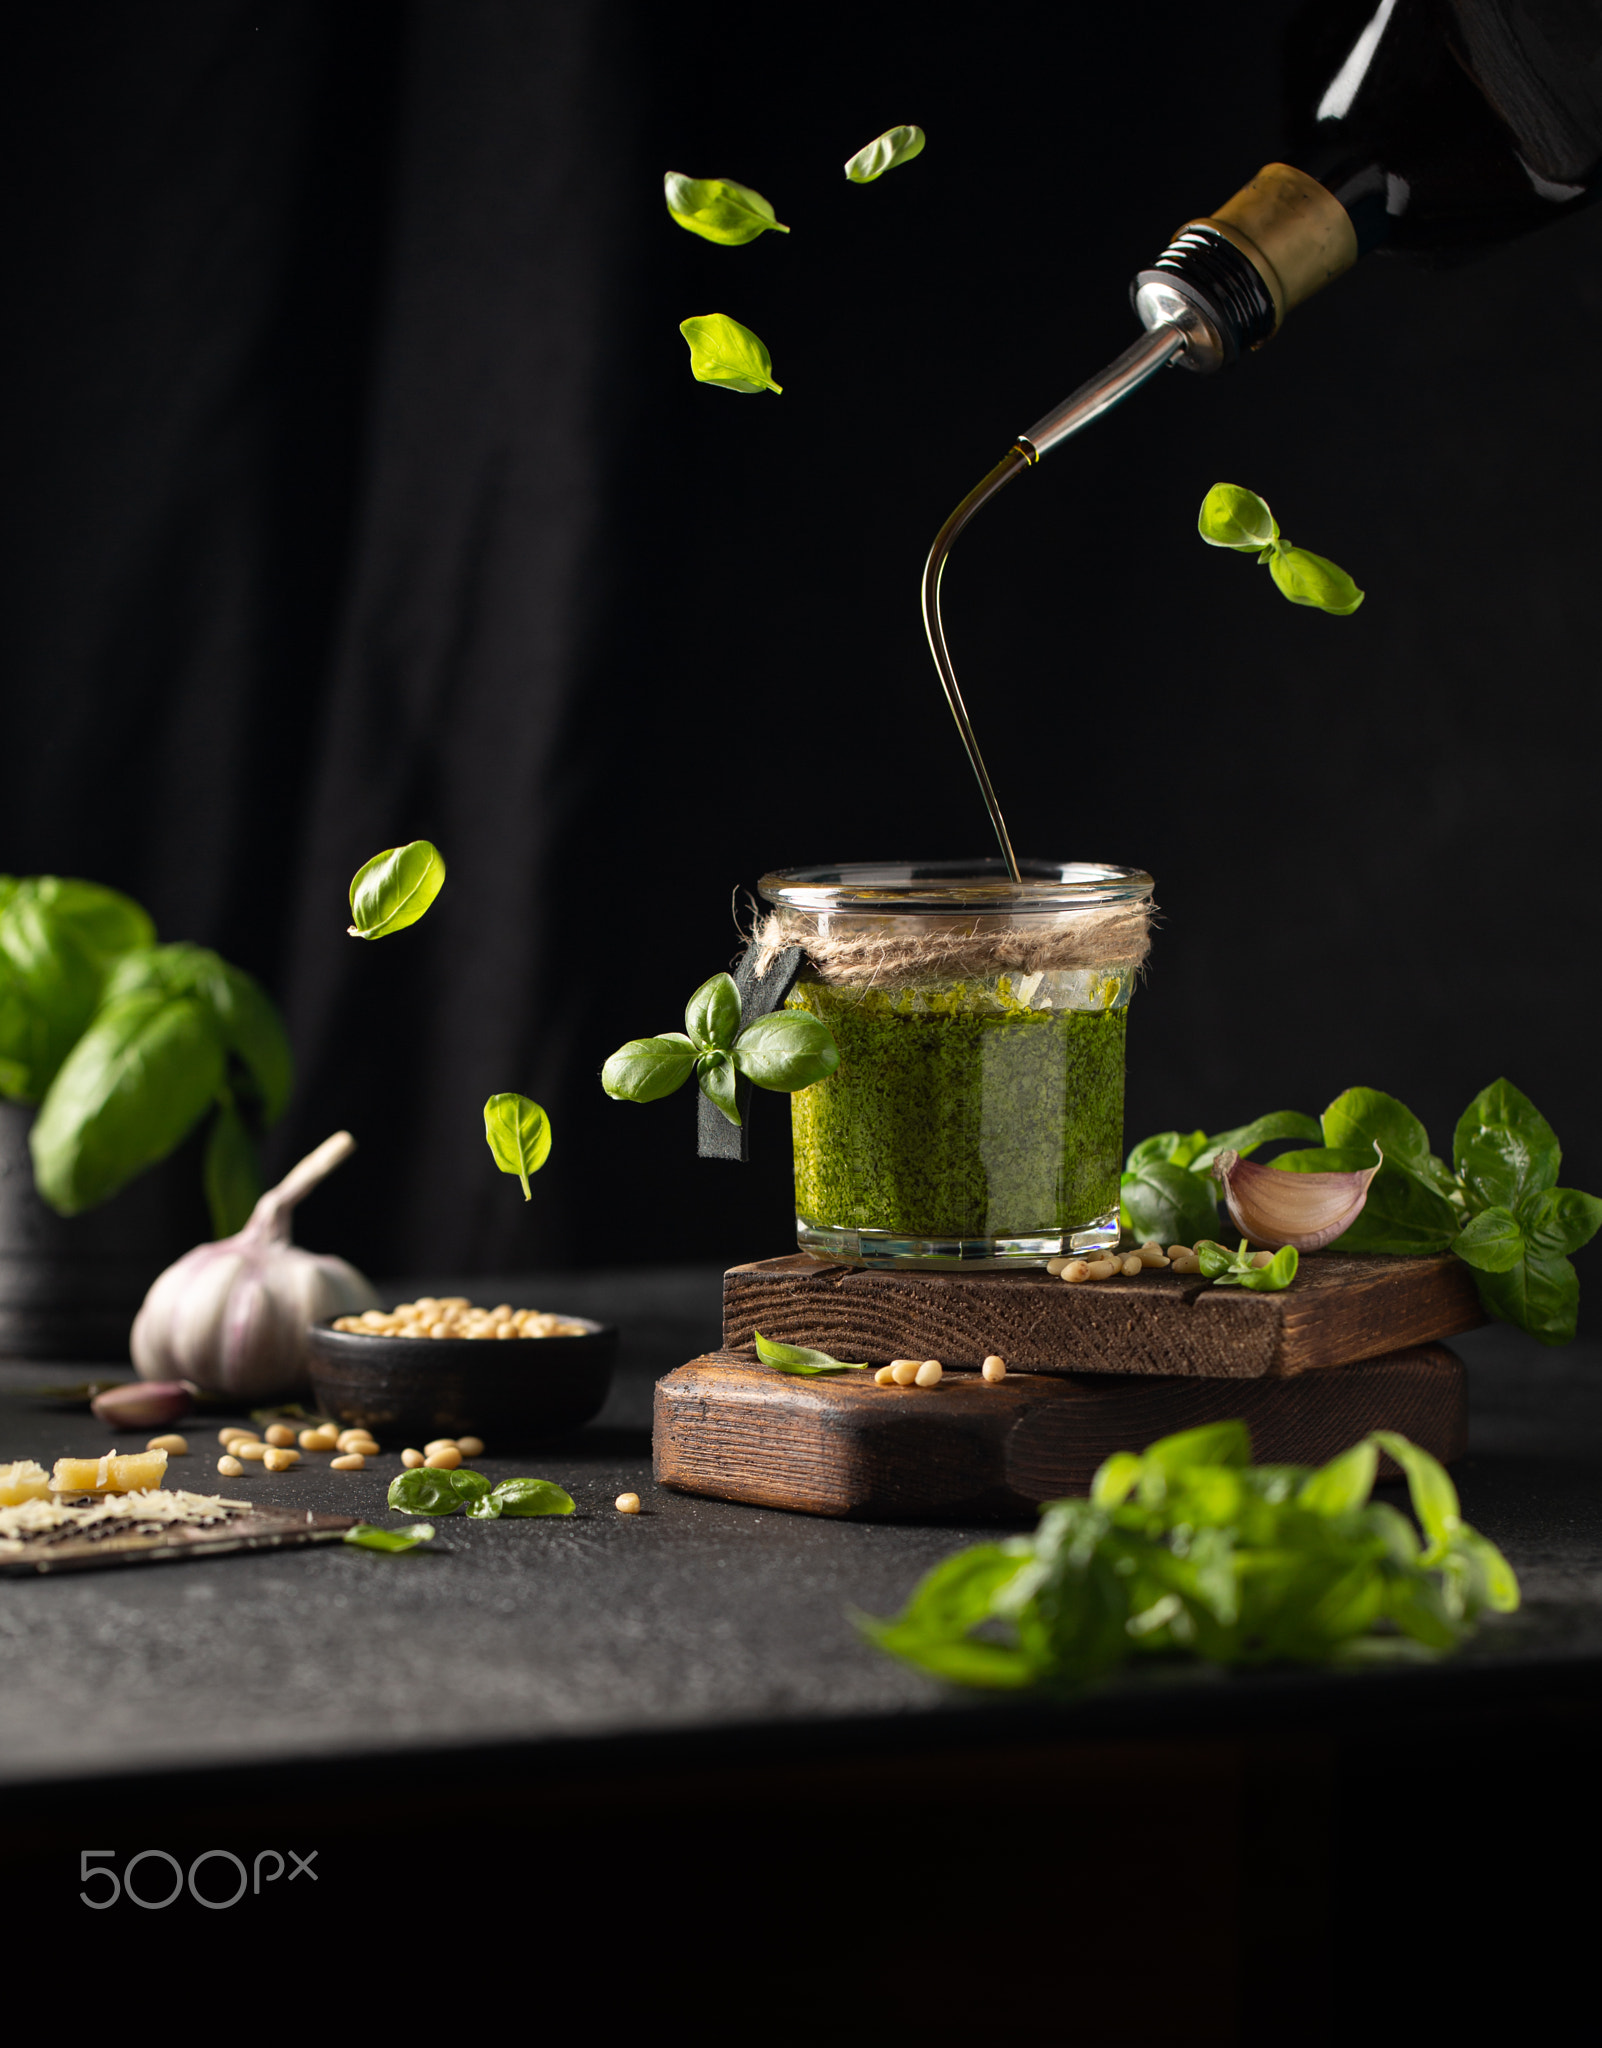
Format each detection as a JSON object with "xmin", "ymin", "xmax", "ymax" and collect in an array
[
  {"xmin": 1211, "ymin": 1145, "xmax": 1383, "ymax": 1253},
  {"xmin": 89, "ymin": 1380, "xmax": 192, "ymax": 1431}
]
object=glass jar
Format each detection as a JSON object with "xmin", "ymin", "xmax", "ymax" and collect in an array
[{"xmin": 758, "ymin": 860, "xmax": 1154, "ymax": 1269}]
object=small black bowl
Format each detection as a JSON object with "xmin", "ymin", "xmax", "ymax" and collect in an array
[{"xmin": 305, "ymin": 1314, "xmax": 618, "ymax": 1448}]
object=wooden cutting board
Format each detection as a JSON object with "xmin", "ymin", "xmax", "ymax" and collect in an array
[
  {"xmin": 0, "ymin": 1507, "xmax": 358, "ymax": 1576},
  {"xmin": 725, "ymin": 1252, "xmax": 1484, "ymax": 1380},
  {"xmin": 654, "ymin": 1346, "xmax": 1467, "ymax": 1523}
]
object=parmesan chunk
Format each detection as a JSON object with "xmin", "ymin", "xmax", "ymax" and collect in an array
[
  {"xmin": 50, "ymin": 1448, "xmax": 169, "ymax": 1495},
  {"xmin": 0, "ymin": 1461, "xmax": 51, "ymax": 1508}
]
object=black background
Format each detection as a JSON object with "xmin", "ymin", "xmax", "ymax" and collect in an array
[{"xmin": 3, "ymin": 0, "xmax": 1598, "ymax": 1279}]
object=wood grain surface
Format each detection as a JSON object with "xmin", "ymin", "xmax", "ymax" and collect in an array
[
  {"xmin": 724, "ymin": 1252, "xmax": 1484, "ymax": 1380},
  {"xmin": 654, "ymin": 1346, "xmax": 1468, "ymax": 1522}
]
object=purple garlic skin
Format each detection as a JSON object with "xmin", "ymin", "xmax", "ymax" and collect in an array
[
  {"xmin": 90, "ymin": 1380, "xmax": 191, "ymax": 1430},
  {"xmin": 130, "ymin": 1131, "xmax": 379, "ymax": 1402},
  {"xmin": 1212, "ymin": 1145, "xmax": 1383, "ymax": 1253}
]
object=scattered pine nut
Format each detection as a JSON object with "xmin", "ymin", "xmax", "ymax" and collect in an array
[
  {"xmin": 424, "ymin": 1446, "xmax": 462, "ymax": 1470},
  {"xmin": 219, "ymin": 1426, "xmax": 251, "ymax": 1447},
  {"xmin": 1084, "ymin": 1258, "xmax": 1119, "ymax": 1281},
  {"xmin": 1140, "ymin": 1240, "xmax": 1164, "ymax": 1254},
  {"xmin": 217, "ymin": 1454, "xmax": 244, "ymax": 1477},
  {"xmin": 457, "ymin": 1436, "xmax": 485, "ymax": 1458},
  {"xmin": 262, "ymin": 1447, "xmax": 300, "ymax": 1472},
  {"xmin": 1167, "ymin": 1246, "xmax": 1193, "ymax": 1260},
  {"xmin": 874, "ymin": 1365, "xmax": 897, "ymax": 1385},
  {"xmin": 615, "ymin": 1493, "xmax": 641, "ymax": 1514},
  {"xmin": 890, "ymin": 1360, "xmax": 920, "ymax": 1386},
  {"xmin": 336, "ymin": 1429, "xmax": 374, "ymax": 1454},
  {"xmin": 982, "ymin": 1355, "xmax": 1007, "ymax": 1383},
  {"xmin": 423, "ymin": 1438, "xmax": 458, "ymax": 1456},
  {"xmin": 147, "ymin": 1433, "xmax": 188, "ymax": 1455},
  {"xmin": 915, "ymin": 1360, "xmax": 943, "ymax": 1388},
  {"xmin": 1137, "ymin": 1247, "xmax": 1170, "ymax": 1268},
  {"xmin": 298, "ymin": 1428, "xmax": 324, "ymax": 1451},
  {"xmin": 1121, "ymin": 1254, "xmax": 1144, "ymax": 1277},
  {"xmin": 330, "ymin": 1452, "xmax": 366, "ymax": 1471},
  {"xmin": 1060, "ymin": 1260, "xmax": 1091, "ymax": 1283},
  {"xmin": 401, "ymin": 1448, "xmax": 425, "ymax": 1469},
  {"xmin": 1045, "ymin": 1257, "xmax": 1068, "ymax": 1275},
  {"xmin": 236, "ymin": 1440, "xmax": 269, "ymax": 1461},
  {"xmin": 1172, "ymin": 1254, "xmax": 1203, "ymax": 1275},
  {"xmin": 1249, "ymin": 1250, "xmax": 1274, "ymax": 1269},
  {"xmin": 264, "ymin": 1423, "xmax": 297, "ymax": 1448}
]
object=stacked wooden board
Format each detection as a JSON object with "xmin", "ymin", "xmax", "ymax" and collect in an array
[{"xmin": 653, "ymin": 1252, "xmax": 1484, "ymax": 1522}]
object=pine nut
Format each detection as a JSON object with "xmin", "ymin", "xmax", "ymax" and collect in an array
[
  {"xmin": 1167, "ymin": 1245, "xmax": 1192, "ymax": 1260},
  {"xmin": 1250, "ymin": 1250, "xmax": 1274, "ymax": 1268},
  {"xmin": 1172, "ymin": 1254, "xmax": 1203, "ymax": 1275},
  {"xmin": 982, "ymin": 1355, "xmax": 1006, "ymax": 1382},
  {"xmin": 262, "ymin": 1447, "xmax": 299, "ymax": 1472},
  {"xmin": 1137, "ymin": 1247, "xmax": 1170, "ymax": 1268},
  {"xmin": 336, "ymin": 1430, "xmax": 373, "ymax": 1453},
  {"xmin": 1121, "ymin": 1254, "xmax": 1144, "ymax": 1277},
  {"xmin": 236, "ymin": 1440, "xmax": 269, "ymax": 1460},
  {"xmin": 401, "ymin": 1448, "xmax": 425, "ymax": 1469},
  {"xmin": 1140, "ymin": 1240, "xmax": 1164, "ymax": 1254},
  {"xmin": 456, "ymin": 1436, "xmax": 485, "ymax": 1457},
  {"xmin": 298, "ymin": 1428, "xmax": 325, "ymax": 1451},
  {"xmin": 264, "ymin": 1424, "xmax": 296, "ymax": 1448},
  {"xmin": 1060, "ymin": 1260, "xmax": 1090, "ymax": 1283},
  {"xmin": 615, "ymin": 1493, "xmax": 641, "ymax": 1514},
  {"xmin": 874, "ymin": 1365, "xmax": 897, "ymax": 1385},
  {"xmin": 424, "ymin": 1446, "xmax": 462, "ymax": 1470},
  {"xmin": 890, "ymin": 1360, "xmax": 920, "ymax": 1386},
  {"xmin": 219, "ymin": 1426, "xmax": 251, "ymax": 1447},
  {"xmin": 217, "ymin": 1454, "xmax": 244, "ymax": 1477},
  {"xmin": 1045, "ymin": 1257, "xmax": 1068, "ymax": 1275},
  {"xmin": 330, "ymin": 1452, "xmax": 366, "ymax": 1471},
  {"xmin": 424, "ymin": 1438, "xmax": 458, "ymax": 1456},
  {"xmin": 147, "ymin": 1433, "xmax": 188, "ymax": 1455},
  {"xmin": 1085, "ymin": 1258, "xmax": 1118, "ymax": 1281},
  {"xmin": 915, "ymin": 1360, "xmax": 943, "ymax": 1388}
]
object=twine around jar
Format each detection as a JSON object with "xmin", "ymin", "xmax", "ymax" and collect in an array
[{"xmin": 750, "ymin": 901, "xmax": 1152, "ymax": 990}]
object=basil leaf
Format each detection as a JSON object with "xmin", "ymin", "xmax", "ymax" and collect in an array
[
  {"xmin": 1193, "ymin": 1238, "xmax": 1237, "ymax": 1281},
  {"xmin": 386, "ymin": 1469, "xmax": 466, "ymax": 1515},
  {"xmin": 348, "ymin": 840, "xmax": 446, "ymax": 939},
  {"xmin": 1144, "ymin": 1421, "xmax": 1252, "ymax": 1475},
  {"xmin": 1453, "ymin": 1078, "xmax": 1561, "ymax": 1213},
  {"xmin": 1118, "ymin": 1159, "xmax": 1218, "ymax": 1247},
  {"xmin": 204, "ymin": 961, "xmax": 294, "ymax": 1125},
  {"xmin": 663, "ymin": 172, "xmax": 789, "ymax": 245},
  {"xmin": 686, "ymin": 971, "xmax": 741, "ymax": 1053},
  {"xmin": 1124, "ymin": 1130, "xmax": 1204, "ymax": 1172},
  {"xmin": 753, "ymin": 1329, "xmax": 869, "ymax": 1374},
  {"xmin": 1298, "ymin": 1440, "xmax": 1377, "ymax": 1516},
  {"xmin": 732, "ymin": 1009, "xmax": 840, "ymax": 1091},
  {"xmin": 30, "ymin": 990, "xmax": 226, "ymax": 1215},
  {"xmin": 843, "ymin": 124, "xmax": 926, "ymax": 183},
  {"xmin": 1284, "ymin": 1118, "xmax": 1461, "ymax": 1254},
  {"xmin": 0, "ymin": 877, "xmax": 154, "ymax": 1103},
  {"xmin": 1089, "ymin": 1451, "xmax": 1143, "ymax": 1507},
  {"xmin": 1268, "ymin": 545, "xmax": 1364, "ymax": 614},
  {"xmin": 1520, "ymin": 1186, "xmax": 1602, "ymax": 1261},
  {"xmin": 466, "ymin": 1493, "xmax": 503, "ymax": 1519},
  {"xmin": 1237, "ymin": 1245, "xmax": 1299, "ymax": 1292},
  {"xmin": 696, "ymin": 1050, "xmax": 741, "ymax": 1128},
  {"xmin": 601, "ymin": 1034, "xmax": 698, "ymax": 1103},
  {"xmin": 679, "ymin": 313, "xmax": 783, "ymax": 395},
  {"xmin": 1321, "ymin": 1088, "xmax": 1431, "ymax": 1172},
  {"xmin": 449, "ymin": 1468, "xmax": 492, "ymax": 1500},
  {"xmin": 344, "ymin": 1522, "xmax": 437, "ymax": 1553},
  {"xmin": 1189, "ymin": 1111, "xmax": 1322, "ymax": 1174},
  {"xmin": 483, "ymin": 1092, "xmax": 552, "ymax": 1199},
  {"xmin": 1197, "ymin": 483, "xmax": 1277, "ymax": 552},
  {"xmin": 1452, "ymin": 1206, "xmax": 1524, "ymax": 1273},
  {"xmin": 1370, "ymin": 1431, "xmax": 1460, "ymax": 1550},
  {"xmin": 204, "ymin": 1099, "xmax": 262, "ymax": 1236},
  {"xmin": 490, "ymin": 1478, "xmax": 575, "ymax": 1517},
  {"xmin": 1471, "ymin": 1246, "xmax": 1581, "ymax": 1347}
]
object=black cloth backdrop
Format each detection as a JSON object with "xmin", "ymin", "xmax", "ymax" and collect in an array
[{"xmin": 4, "ymin": 1, "xmax": 1599, "ymax": 1283}]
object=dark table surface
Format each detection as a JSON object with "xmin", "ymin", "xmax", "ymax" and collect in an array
[{"xmin": 4, "ymin": 1263, "xmax": 1602, "ymax": 1795}]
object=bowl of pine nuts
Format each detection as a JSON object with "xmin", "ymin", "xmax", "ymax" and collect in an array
[{"xmin": 306, "ymin": 1297, "xmax": 618, "ymax": 1447}]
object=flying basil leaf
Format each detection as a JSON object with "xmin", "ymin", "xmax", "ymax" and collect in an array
[
  {"xmin": 1269, "ymin": 545, "xmax": 1364, "ymax": 614},
  {"xmin": 348, "ymin": 840, "xmax": 446, "ymax": 939},
  {"xmin": 697, "ymin": 1051, "xmax": 741, "ymax": 1128},
  {"xmin": 490, "ymin": 1478, "xmax": 575, "ymax": 1517},
  {"xmin": 733, "ymin": 1009, "xmax": 840, "ymax": 1091},
  {"xmin": 663, "ymin": 172, "xmax": 789, "ymax": 245},
  {"xmin": 483, "ymin": 1092, "xmax": 552, "ymax": 1199},
  {"xmin": 1452, "ymin": 1206, "xmax": 1525, "ymax": 1273},
  {"xmin": 30, "ymin": 990, "xmax": 226, "ymax": 1215},
  {"xmin": 843, "ymin": 124, "xmax": 926, "ymax": 183},
  {"xmin": 344, "ymin": 1522, "xmax": 437, "ymax": 1553},
  {"xmin": 686, "ymin": 971, "xmax": 741, "ymax": 1053},
  {"xmin": 679, "ymin": 313, "xmax": 783, "ymax": 395},
  {"xmin": 1197, "ymin": 483, "xmax": 1278, "ymax": 552},
  {"xmin": 386, "ymin": 1469, "xmax": 468, "ymax": 1515},
  {"xmin": 204, "ymin": 1099, "xmax": 262, "ymax": 1236},
  {"xmin": 1120, "ymin": 1159, "xmax": 1219, "ymax": 1248},
  {"xmin": 1189, "ymin": 1111, "xmax": 1322, "ymax": 1174},
  {"xmin": 754, "ymin": 1329, "xmax": 870, "ymax": 1374},
  {"xmin": 601, "ymin": 1033, "xmax": 698, "ymax": 1103},
  {"xmin": 1453, "ymin": 1078, "xmax": 1561, "ymax": 1213}
]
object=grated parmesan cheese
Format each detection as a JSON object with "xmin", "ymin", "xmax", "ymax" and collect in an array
[{"xmin": 0, "ymin": 1487, "xmax": 250, "ymax": 1555}]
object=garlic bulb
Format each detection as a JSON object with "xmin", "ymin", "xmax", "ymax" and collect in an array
[
  {"xmin": 1212, "ymin": 1144, "xmax": 1383, "ymax": 1253},
  {"xmin": 131, "ymin": 1132, "xmax": 378, "ymax": 1400}
]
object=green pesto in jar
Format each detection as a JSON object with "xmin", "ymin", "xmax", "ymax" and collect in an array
[{"xmin": 786, "ymin": 974, "xmax": 1127, "ymax": 1239}]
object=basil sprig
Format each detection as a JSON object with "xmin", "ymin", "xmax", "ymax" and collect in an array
[
  {"xmin": 348, "ymin": 840, "xmax": 446, "ymax": 939},
  {"xmin": 678, "ymin": 313, "xmax": 782, "ymax": 395},
  {"xmin": 1195, "ymin": 1238, "xmax": 1299, "ymax": 1292},
  {"xmin": 754, "ymin": 1330, "xmax": 870, "ymax": 1375},
  {"xmin": 1123, "ymin": 1081, "xmax": 1602, "ymax": 1345},
  {"xmin": 386, "ymin": 1469, "xmax": 575, "ymax": 1519},
  {"xmin": 1198, "ymin": 484, "xmax": 1364, "ymax": 616},
  {"xmin": 863, "ymin": 1421, "xmax": 1519, "ymax": 1690},
  {"xmin": 664, "ymin": 173, "xmax": 789, "ymax": 245},
  {"xmin": 482, "ymin": 1092, "xmax": 552, "ymax": 1200},
  {"xmin": 602, "ymin": 972, "xmax": 839, "ymax": 1129}
]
